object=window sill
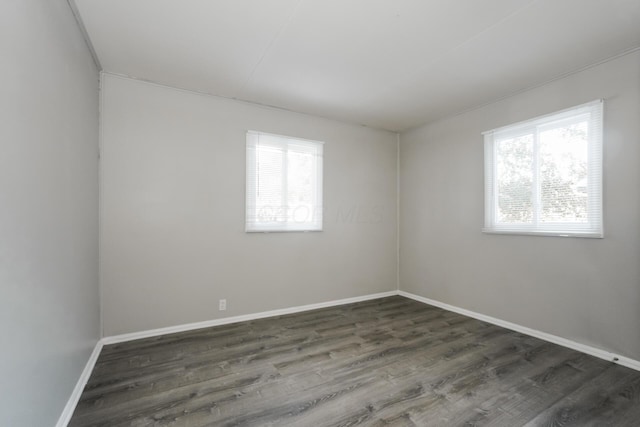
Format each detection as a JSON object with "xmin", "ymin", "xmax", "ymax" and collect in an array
[
  {"xmin": 245, "ymin": 229, "xmax": 323, "ymax": 233},
  {"xmin": 482, "ymin": 229, "xmax": 603, "ymax": 239}
]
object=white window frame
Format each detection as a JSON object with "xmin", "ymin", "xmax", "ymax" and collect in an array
[
  {"xmin": 483, "ymin": 100, "xmax": 603, "ymax": 238},
  {"xmin": 246, "ymin": 131, "xmax": 323, "ymax": 232}
]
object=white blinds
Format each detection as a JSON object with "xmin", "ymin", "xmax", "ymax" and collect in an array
[
  {"xmin": 246, "ymin": 131, "xmax": 323, "ymax": 232},
  {"xmin": 483, "ymin": 100, "xmax": 603, "ymax": 237}
]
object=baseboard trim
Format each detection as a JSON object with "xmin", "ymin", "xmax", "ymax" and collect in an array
[
  {"xmin": 56, "ymin": 340, "xmax": 104, "ymax": 427},
  {"xmin": 57, "ymin": 291, "xmax": 397, "ymax": 425},
  {"xmin": 399, "ymin": 290, "xmax": 640, "ymax": 372},
  {"xmin": 102, "ymin": 291, "xmax": 398, "ymax": 345},
  {"xmin": 57, "ymin": 289, "xmax": 640, "ymax": 426}
]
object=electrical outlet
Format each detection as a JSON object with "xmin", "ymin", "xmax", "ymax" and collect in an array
[{"xmin": 219, "ymin": 299, "xmax": 227, "ymax": 311}]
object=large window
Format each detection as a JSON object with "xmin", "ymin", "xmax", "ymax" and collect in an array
[
  {"xmin": 246, "ymin": 131, "xmax": 323, "ymax": 232},
  {"xmin": 483, "ymin": 100, "xmax": 603, "ymax": 238}
]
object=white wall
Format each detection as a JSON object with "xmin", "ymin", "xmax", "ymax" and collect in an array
[
  {"xmin": 0, "ymin": 0, "xmax": 100, "ymax": 425},
  {"xmin": 400, "ymin": 51, "xmax": 640, "ymax": 360},
  {"xmin": 100, "ymin": 74, "xmax": 398, "ymax": 336}
]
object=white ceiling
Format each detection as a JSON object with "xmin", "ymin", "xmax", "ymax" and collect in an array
[{"xmin": 74, "ymin": 0, "xmax": 640, "ymax": 132}]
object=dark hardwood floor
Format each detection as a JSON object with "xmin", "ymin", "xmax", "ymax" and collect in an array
[{"xmin": 69, "ymin": 296, "xmax": 640, "ymax": 426}]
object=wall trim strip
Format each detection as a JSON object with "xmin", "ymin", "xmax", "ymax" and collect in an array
[
  {"xmin": 55, "ymin": 340, "xmax": 104, "ymax": 427},
  {"xmin": 399, "ymin": 290, "xmax": 640, "ymax": 372},
  {"xmin": 101, "ymin": 291, "xmax": 398, "ymax": 345},
  {"xmin": 58, "ymin": 289, "xmax": 640, "ymax": 425}
]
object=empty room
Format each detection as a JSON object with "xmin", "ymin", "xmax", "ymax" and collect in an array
[{"xmin": 3, "ymin": 0, "xmax": 640, "ymax": 426}]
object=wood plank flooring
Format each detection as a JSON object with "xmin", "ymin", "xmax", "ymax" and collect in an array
[{"xmin": 69, "ymin": 296, "xmax": 640, "ymax": 426}]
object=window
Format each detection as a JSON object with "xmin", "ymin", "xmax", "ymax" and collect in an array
[
  {"xmin": 483, "ymin": 100, "xmax": 603, "ymax": 238},
  {"xmin": 246, "ymin": 131, "xmax": 323, "ymax": 232}
]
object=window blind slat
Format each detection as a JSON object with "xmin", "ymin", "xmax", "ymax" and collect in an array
[
  {"xmin": 483, "ymin": 100, "xmax": 603, "ymax": 238},
  {"xmin": 246, "ymin": 131, "xmax": 323, "ymax": 232}
]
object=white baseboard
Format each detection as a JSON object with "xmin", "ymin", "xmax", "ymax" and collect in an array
[
  {"xmin": 58, "ymin": 288, "xmax": 640, "ymax": 426},
  {"xmin": 56, "ymin": 340, "xmax": 104, "ymax": 427},
  {"xmin": 102, "ymin": 291, "xmax": 398, "ymax": 345},
  {"xmin": 399, "ymin": 290, "xmax": 640, "ymax": 372},
  {"xmin": 57, "ymin": 291, "xmax": 397, "ymax": 425}
]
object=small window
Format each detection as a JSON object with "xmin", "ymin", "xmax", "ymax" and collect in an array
[
  {"xmin": 246, "ymin": 131, "xmax": 323, "ymax": 232},
  {"xmin": 483, "ymin": 100, "xmax": 603, "ymax": 238}
]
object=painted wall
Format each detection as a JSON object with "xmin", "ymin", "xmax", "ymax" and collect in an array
[
  {"xmin": 400, "ymin": 51, "xmax": 640, "ymax": 360},
  {"xmin": 0, "ymin": 0, "xmax": 100, "ymax": 425},
  {"xmin": 100, "ymin": 74, "xmax": 398, "ymax": 336}
]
